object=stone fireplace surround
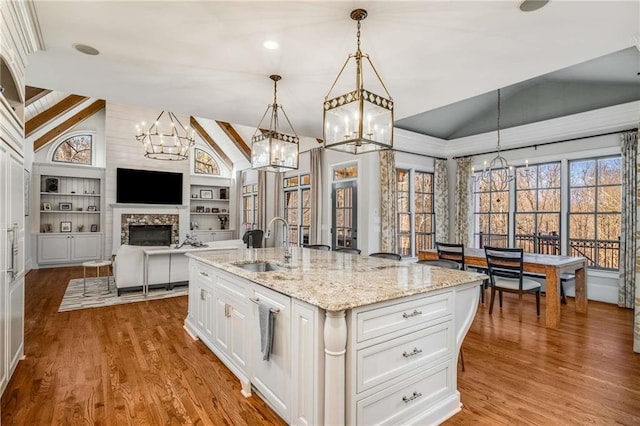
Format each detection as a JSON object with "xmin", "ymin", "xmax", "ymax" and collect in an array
[{"xmin": 111, "ymin": 204, "xmax": 189, "ymax": 254}]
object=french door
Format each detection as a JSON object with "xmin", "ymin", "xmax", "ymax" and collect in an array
[{"xmin": 331, "ymin": 181, "xmax": 357, "ymax": 250}]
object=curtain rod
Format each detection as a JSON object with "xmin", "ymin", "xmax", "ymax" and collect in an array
[
  {"xmin": 451, "ymin": 128, "xmax": 638, "ymax": 160},
  {"xmin": 301, "ymin": 146, "xmax": 446, "ymax": 161}
]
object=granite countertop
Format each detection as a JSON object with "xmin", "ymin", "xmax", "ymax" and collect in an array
[{"xmin": 187, "ymin": 247, "xmax": 487, "ymax": 312}]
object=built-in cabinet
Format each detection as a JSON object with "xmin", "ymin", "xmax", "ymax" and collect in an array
[
  {"xmin": 33, "ymin": 163, "xmax": 105, "ymax": 266},
  {"xmin": 190, "ymin": 229, "xmax": 233, "ymax": 243},
  {"xmin": 185, "ymin": 260, "xmax": 323, "ymax": 424},
  {"xmin": 0, "ymin": 0, "xmax": 39, "ymax": 404},
  {"xmin": 189, "ymin": 181, "xmax": 231, "ymax": 232}
]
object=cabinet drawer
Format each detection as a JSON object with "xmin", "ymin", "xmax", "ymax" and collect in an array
[
  {"xmin": 356, "ymin": 361, "xmax": 453, "ymax": 426},
  {"xmin": 194, "ymin": 263, "xmax": 216, "ymax": 285},
  {"xmin": 356, "ymin": 293, "xmax": 451, "ymax": 343},
  {"xmin": 217, "ymin": 270, "xmax": 248, "ymax": 300},
  {"xmin": 357, "ymin": 321, "xmax": 451, "ymax": 393}
]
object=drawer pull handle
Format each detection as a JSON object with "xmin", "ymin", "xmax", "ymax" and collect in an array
[
  {"xmin": 402, "ymin": 309, "xmax": 422, "ymax": 319},
  {"xmin": 402, "ymin": 391, "xmax": 423, "ymax": 403},
  {"xmin": 199, "ymin": 271, "xmax": 209, "ymax": 277},
  {"xmin": 402, "ymin": 347, "xmax": 423, "ymax": 358}
]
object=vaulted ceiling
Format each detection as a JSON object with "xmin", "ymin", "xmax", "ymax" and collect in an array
[{"xmin": 26, "ymin": 1, "xmax": 640, "ymax": 142}]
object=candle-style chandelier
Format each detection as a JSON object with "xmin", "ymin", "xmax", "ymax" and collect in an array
[
  {"xmin": 475, "ymin": 89, "xmax": 515, "ymax": 191},
  {"xmin": 251, "ymin": 74, "xmax": 299, "ymax": 172},
  {"xmin": 323, "ymin": 9, "xmax": 394, "ymax": 154},
  {"xmin": 135, "ymin": 111, "xmax": 195, "ymax": 161}
]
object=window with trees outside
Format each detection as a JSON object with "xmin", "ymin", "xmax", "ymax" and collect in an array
[
  {"xmin": 52, "ymin": 134, "xmax": 92, "ymax": 164},
  {"xmin": 514, "ymin": 162, "xmax": 561, "ymax": 254},
  {"xmin": 569, "ymin": 156, "xmax": 621, "ymax": 269},
  {"xmin": 284, "ymin": 174, "xmax": 311, "ymax": 246},
  {"xmin": 397, "ymin": 169, "xmax": 435, "ymax": 257},
  {"xmin": 473, "ymin": 169, "xmax": 510, "ymax": 248},
  {"xmin": 194, "ymin": 148, "xmax": 220, "ymax": 175},
  {"xmin": 242, "ymin": 184, "xmax": 258, "ymax": 229}
]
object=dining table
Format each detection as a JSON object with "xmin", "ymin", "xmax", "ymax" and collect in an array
[{"xmin": 419, "ymin": 247, "xmax": 588, "ymax": 329}]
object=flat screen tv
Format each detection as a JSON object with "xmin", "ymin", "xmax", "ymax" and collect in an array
[{"xmin": 116, "ymin": 168, "xmax": 183, "ymax": 205}]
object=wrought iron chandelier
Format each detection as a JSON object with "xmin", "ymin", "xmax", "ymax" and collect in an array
[
  {"xmin": 476, "ymin": 89, "xmax": 514, "ymax": 191},
  {"xmin": 323, "ymin": 9, "xmax": 394, "ymax": 154},
  {"xmin": 135, "ymin": 111, "xmax": 195, "ymax": 161},
  {"xmin": 251, "ymin": 75, "xmax": 299, "ymax": 172}
]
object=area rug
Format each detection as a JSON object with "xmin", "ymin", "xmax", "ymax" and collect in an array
[{"xmin": 58, "ymin": 277, "xmax": 188, "ymax": 312}]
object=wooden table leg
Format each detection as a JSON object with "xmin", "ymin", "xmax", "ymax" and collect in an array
[
  {"xmin": 545, "ymin": 266, "xmax": 560, "ymax": 329},
  {"xmin": 575, "ymin": 264, "xmax": 588, "ymax": 313}
]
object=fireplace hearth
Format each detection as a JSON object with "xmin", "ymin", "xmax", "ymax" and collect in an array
[{"xmin": 129, "ymin": 224, "xmax": 172, "ymax": 246}]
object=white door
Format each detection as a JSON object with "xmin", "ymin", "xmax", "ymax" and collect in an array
[
  {"xmin": 250, "ymin": 285, "xmax": 291, "ymax": 423},
  {"xmin": 0, "ymin": 143, "xmax": 8, "ymax": 392},
  {"xmin": 38, "ymin": 235, "xmax": 71, "ymax": 264},
  {"xmin": 70, "ymin": 234, "xmax": 101, "ymax": 261}
]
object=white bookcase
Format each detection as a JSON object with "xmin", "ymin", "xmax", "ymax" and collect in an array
[{"xmin": 189, "ymin": 180, "xmax": 231, "ymax": 233}]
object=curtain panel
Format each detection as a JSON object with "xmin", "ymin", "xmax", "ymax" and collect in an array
[
  {"xmin": 235, "ymin": 170, "xmax": 244, "ymax": 234},
  {"xmin": 310, "ymin": 147, "xmax": 322, "ymax": 245},
  {"xmin": 257, "ymin": 170, "xmax": 267, "ymax": 232},
  {"xmin": 454, "ymin": 157, "xmax": 473, "ymax": 247},
  {"xmin": 379, "ymin": 150, "xmax": 397, "ymax": 253},
  {"xmin": 620, "ymin": 131, "xmax": 637, "ymax": 309},
  {"xmin": 434, "ymin": 159, "xmax": 449, "ymax": 243}
]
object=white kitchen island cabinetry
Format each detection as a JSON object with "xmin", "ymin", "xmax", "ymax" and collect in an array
[{"xmin": 185, "ymin": 248, "xmax": 484, "ymax": 425}]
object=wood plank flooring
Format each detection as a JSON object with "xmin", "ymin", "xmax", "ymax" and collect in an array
[{"xmin": 2, "ymin": 267, "xmax": 640, "ymax": 425}]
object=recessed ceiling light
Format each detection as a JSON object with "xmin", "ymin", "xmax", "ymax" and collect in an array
[
  {"xmin": 519, "ymin": 0, "xmax": 549, "ymax": 12},
  {"xmin": 73, "ymin": 43, "xmax": 99, "ymax": 55},
  {"xmin": 263, "ymin": 40, "xmax": 279, "ymax": 50}
]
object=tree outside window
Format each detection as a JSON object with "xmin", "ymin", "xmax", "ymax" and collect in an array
[
  {"xmin": 52, "ymin": 135, "xmax": 92, "ymax": 164},
  {"xmin": 396, "ymin": 169, "xmax": 434, "ymax": 257},
  {"xmin": 473, "ymin": 170, "xmax": 509, "ymax": 248},
  {"xmin": 194, "ymin": 148, "xmax": 220, "ymax": 175}
]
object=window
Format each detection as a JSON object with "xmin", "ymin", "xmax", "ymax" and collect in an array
[
  {"xmin": 569, "ymin": 156, "xmax": 621, "ymax": 269},
  {"xmin": 333, "ymin": 165, "xmax": 357, "ymax": 180},
  {"xmin": 194, "ymin": 148, "xmax": 220, "ymax": 175},
  {"xmin": 473, "ymin": 170, "xmax": 509, "ymax": 248},
  {"xmin": 284, "ymin": 174, "xmax": 311, "ymax": 246},
  {"xmin": 242, "ymin": 184, "xmax": 258, "ymax": 228},
  {"xmin": 396, "ymin": 169, "xmax": 435, "ymax": 257},
  {"xmin": 52, "ymin": 135, "xmax": 92, "ymax": 164},
  {"xmin": 514, "ymin": 162, "xmax": 561, "ymax": 254}
]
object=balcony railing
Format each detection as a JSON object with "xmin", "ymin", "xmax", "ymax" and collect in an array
[{"xmin": 477, "ymin": 232, "xmax": 620, "ymax": 270}]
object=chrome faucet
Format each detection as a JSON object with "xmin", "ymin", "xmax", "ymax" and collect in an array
[{"xmin": 265, "ymin": 216, "xmax": 291, "ymax": 263}]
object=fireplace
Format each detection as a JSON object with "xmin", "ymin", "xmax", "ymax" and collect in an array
[{"xmin": 129, "ymin": 224, "xmax": 172, "ymax": 246}]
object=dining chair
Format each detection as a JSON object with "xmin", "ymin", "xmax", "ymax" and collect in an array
[
  {"xmin": 415, "ymin": 257, "xmax": 466, "ymax": 371},
  {"xmin": 416, "ymin": 259, "xmax": 461, "ymax": 269},
  {"xmin": 484, "ymin": 246, "xmax": 541, "ymax": 319},
  {"xmin": 303, "ymin": 244, "xmax": 331, "ymax": 251},
  {"xmin": 334, "ymin": 247, "xmax": 362, "ymax": 255},
  {"xmin": 369, "ymin": 252, "xmax": 402, "ymax": 261},
  {"xmin": 435, "ymin": 242, "xmax": 465, "ymax": 269}
]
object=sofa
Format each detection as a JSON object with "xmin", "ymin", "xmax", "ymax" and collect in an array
[{"xmin": 113, "ymin": 239, "xmax": 246, "ymax": 295}]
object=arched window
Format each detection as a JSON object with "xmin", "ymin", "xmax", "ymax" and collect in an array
[
  {"xmin": 194, "ymin": 148, "xmax": 220, "ymax": 175},
  {"xmin": 52, "ymin": 134, "xmax": 92, "ymax": 164}
]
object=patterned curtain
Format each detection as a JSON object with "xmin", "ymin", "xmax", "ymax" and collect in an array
[
  {"xmin": 379, "ymin": 150, "xmax": 397, "ymax": 252},
  {"xmin": 257, "ymin": 170, "xmax": 267, "ymax": 232},
  {"xmin": 619, "ymin": 131, "xmax": 637, "ymax": 309},
  {"xmin": 310, "ymin": 148, "xmax": 322, "ymax": 244},
  {"xmin": 273, "ymin": 172, "xmax": 284, "ymax": 247},
  {"xmin": 434, "ymin": 159, "xmax": 449, "ymax": 243},
  {"xmin": 454, "ymin": 157, "xmax": 473, "ymax": 246}
]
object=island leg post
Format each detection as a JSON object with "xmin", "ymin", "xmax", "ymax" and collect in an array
[{"xmin": 324, "ymin": 310, "xmax": 347, "ymax": 425}]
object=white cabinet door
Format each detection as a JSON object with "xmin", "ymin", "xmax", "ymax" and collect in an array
[
  {"xmin": 37, "ymin": 235, "xmax": 71, "ymax": 263},
  {"xmin": 250, "ymin": 284, "xmax": 292, "ymax": 423},
  {"xmin": 229, "ymin": 299, "xmax": 248, "ymax": 372},
  {"xmin": 70, "ymin": 234, "xmax": 101, "ymax": 261},
  {"xmin": 213, "ymin": 230, "xmax": 233, "ymax": 241},
  {"xmin": 0, "ymin": 143, "xmax": 8, "ymax": 393},
  {"xmin": 213, "ymin": 291, "xmax": 230, "ymax": 352}
]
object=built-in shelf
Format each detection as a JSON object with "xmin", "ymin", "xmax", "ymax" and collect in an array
[
  {"xmin": 40, "ymin": 192, "xmax": 101, "ymax": 197},
  {"xmin": 191, "ymin": 212, "xmax": 229, "ymax": 216},
  {"xmin": 41, "ymin": 210, "xmax": 100, "ymax": 214},
  {"xmin": 190, "ymin": 198, "xmax": 229, "ymax": 202}
]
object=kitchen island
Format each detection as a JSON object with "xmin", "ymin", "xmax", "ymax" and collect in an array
[{"xmin": 184, "ymin": 247, "xmax": 485, "ymax": 425}]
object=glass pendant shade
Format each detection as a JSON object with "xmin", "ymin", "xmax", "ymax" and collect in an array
[
  {"xmin": 323, "ymin": 9, "xmax": 394, "ymax": 154},
  {"xmin": 135, "ymin": 111, "xmax": 195, "ymax": 161},
  {"xmin": 251, "ymin": 75, "xmax": 299, "ymax": 172}
]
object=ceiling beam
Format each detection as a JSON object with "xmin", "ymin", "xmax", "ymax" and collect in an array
[
  {"xmin": 26, "ymin": 94, "xmax": 89, "ymax": 137},
  {"xmin": 24, "ymin": 86, "xmax": 52, "ymax": 106},
  {"xmin": 190, "ymin": 117, "xmax": 234, "ymax": 170},
  {"xmin": 216, "ymin": 121, "xmax": 251, "ymax": 161},
  {"xmin": 33, "ymin": 99, "xmax": 106, "ymax": 152}
]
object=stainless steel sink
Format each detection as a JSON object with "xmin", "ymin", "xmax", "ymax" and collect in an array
[{"xmin": 232, "ymin": 261, "xmax": 285, "ymax": 272}]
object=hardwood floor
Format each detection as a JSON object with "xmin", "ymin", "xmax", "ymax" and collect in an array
[{"xmin": 2, "ymin": 267, "xmax": 640, "ymax": 425}]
